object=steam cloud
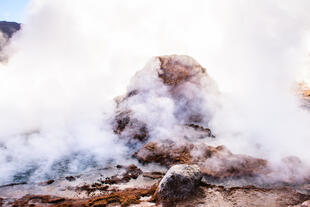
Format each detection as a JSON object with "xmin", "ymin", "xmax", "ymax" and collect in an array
[{"xmin": 0, "ymin": 0, "xmax": 310, "ymax": 185}]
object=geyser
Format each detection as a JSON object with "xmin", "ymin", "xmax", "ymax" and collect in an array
[{"xmin": 0, "ymin": 0, "xmax": 310, "ymax": 189}]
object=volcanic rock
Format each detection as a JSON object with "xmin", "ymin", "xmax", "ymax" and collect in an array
[
  {"xmin": 198, "ymin": 147, "xmax": 269, "ymax": 179},
  {"xmin": 157, "ymin": 55, "xmax": 206, "ymax": 86},
  {"xmin": 133, "ymin": 141, "xmax": 194, "ymax": 167},
  {"xmin": 113, "ymin": 55, "xmax": 218, "ymax": 144},
  {"xmin": 0, "ymin": 21, "xmax": 21, "ymax": 38},
  {"xmin": 155, "ymin": 164, "xmax": 202, "ymax": 204},
  {"xmin": 134, "ymin": 141, "xmax": 269, "ymax": 180}
]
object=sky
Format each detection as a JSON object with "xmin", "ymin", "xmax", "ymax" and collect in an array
[{"xmin": 0, "ymin": 0, "xmax": 29, "ymax": 22}]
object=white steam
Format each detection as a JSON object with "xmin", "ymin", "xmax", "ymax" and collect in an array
[{"xmin": 0, "ymin": 0, "xmax": 310, "ymax": 184}]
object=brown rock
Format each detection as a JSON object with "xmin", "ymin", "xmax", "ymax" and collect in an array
[
  {"xmin": 134, "ymin": 141, "xmax": 268, "ymax": 180},
  {"xmin": 133, "ymin": 141, "xmax": 194, "ymax": 167},
  {"xmin": 113, "ymin": 55, "xmax": 218, "ymax": 144},
  {"xmin": 200, "ymin": 153, "xmax": 268, "ymax": 179}
]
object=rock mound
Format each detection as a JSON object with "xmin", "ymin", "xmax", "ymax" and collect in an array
[
  {"xmin": 134, "ymin": 141, "xmax": 268, "ymax": 179},
  {"xmin": 113, "ymin": 55, "xmax": 218, "ymax": 144}
]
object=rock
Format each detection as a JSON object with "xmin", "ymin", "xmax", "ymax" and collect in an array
[
  {"xmin": 199, "ymin": 149, "xmax": 268, "ymax": 179},
  {"xmin": 156, "ymin": 164, "xmax": 202, "ymax": 204},
  {"xmin": 0, "ymin": 21, "xmax": 21, "ymax": 38},
  {"xmin": 113, "ymin": 55, "xmax": 218, "ymax": 144},
  {"xmin": 157, "ymin": 55, "xmax": 206, "ymax": 87},
  {"xmin": 65, "ymin": 176, "xmax": 76, "ymax": 182},
  {"xmin": 134, "ymin": 141, "xmax": 269, "ymax": 180},
  {"xmin": 133, "ymin": 141, "xmax": 194, "ymax": 167},
  {"xmin": 113, "ymin": 110, "xmax": 149, "ymax": 143}
]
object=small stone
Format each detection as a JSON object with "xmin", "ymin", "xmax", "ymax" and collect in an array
[{"xmin": 65, "ymin": 176, "xmax": 76, "ymax": 182}]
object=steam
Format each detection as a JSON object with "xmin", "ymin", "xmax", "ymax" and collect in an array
[
  {"xmin": 0, "ymin": 0, "xmax": 310, "ymax": 185},
  {"xmin": 0, "ymin": 31, "xmax": 8, "ymax": 61}
]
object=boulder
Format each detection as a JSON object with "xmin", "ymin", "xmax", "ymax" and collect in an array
[{"xmin": 155, "ymin": 164, "xmax": 202, "ymax": 204}]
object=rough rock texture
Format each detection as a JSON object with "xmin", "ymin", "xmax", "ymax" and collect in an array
[
  {"xmin": 113, "ymin": 55, "xmax": 217, "ymax": 144},
  {"xmin": 133, "ymin": 141, "xmax": 194, "ymax": 167},
  {"xmin": 134, "ymin": 141, "xmax": 268, "ymax": 180},
  {"xmin": 182, "ymin": 185, "xmax": 310, "ymax": 207},
  {"xmin": 157, "ymin": 55, "xmax": 206, "ymax": 86},
  {"xmin": 155, "ymin": 164, "xmax": 202, "ymax": 204},
  {"xmin": 198, "ymin": 146, "xmax": 269, "ymax": 179}
]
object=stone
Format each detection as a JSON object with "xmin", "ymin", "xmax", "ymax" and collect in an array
[
  {"xmin": 113, "ymin": 55, "xmax": 218, "ymax": 144},
  {"xmin": 156, "ymin": 164, "xmax": 202, "ymax": 203}
]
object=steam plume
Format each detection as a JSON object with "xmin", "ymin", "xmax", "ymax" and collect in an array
[{"xmin": 0, "ymin": 0, "xmax": 310, "ymax": 184}]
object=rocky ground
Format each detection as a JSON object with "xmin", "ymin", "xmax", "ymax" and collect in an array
[
  {"xmin": 1, "ymin": 55, "xmax": 310, "ymax": 207},
  {"xmin": 1, "ymin": 163, "xmax": 310, "ymax": 207}
]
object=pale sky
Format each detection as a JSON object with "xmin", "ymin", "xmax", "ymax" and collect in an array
[{"xmin": 0, "ymin": 0, "xmax": 29, "ymax": 22}]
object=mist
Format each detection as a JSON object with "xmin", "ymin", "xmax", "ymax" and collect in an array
[{"xmin": 0, "ymin": 0, "xmax": 310, "ymax": 185}]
